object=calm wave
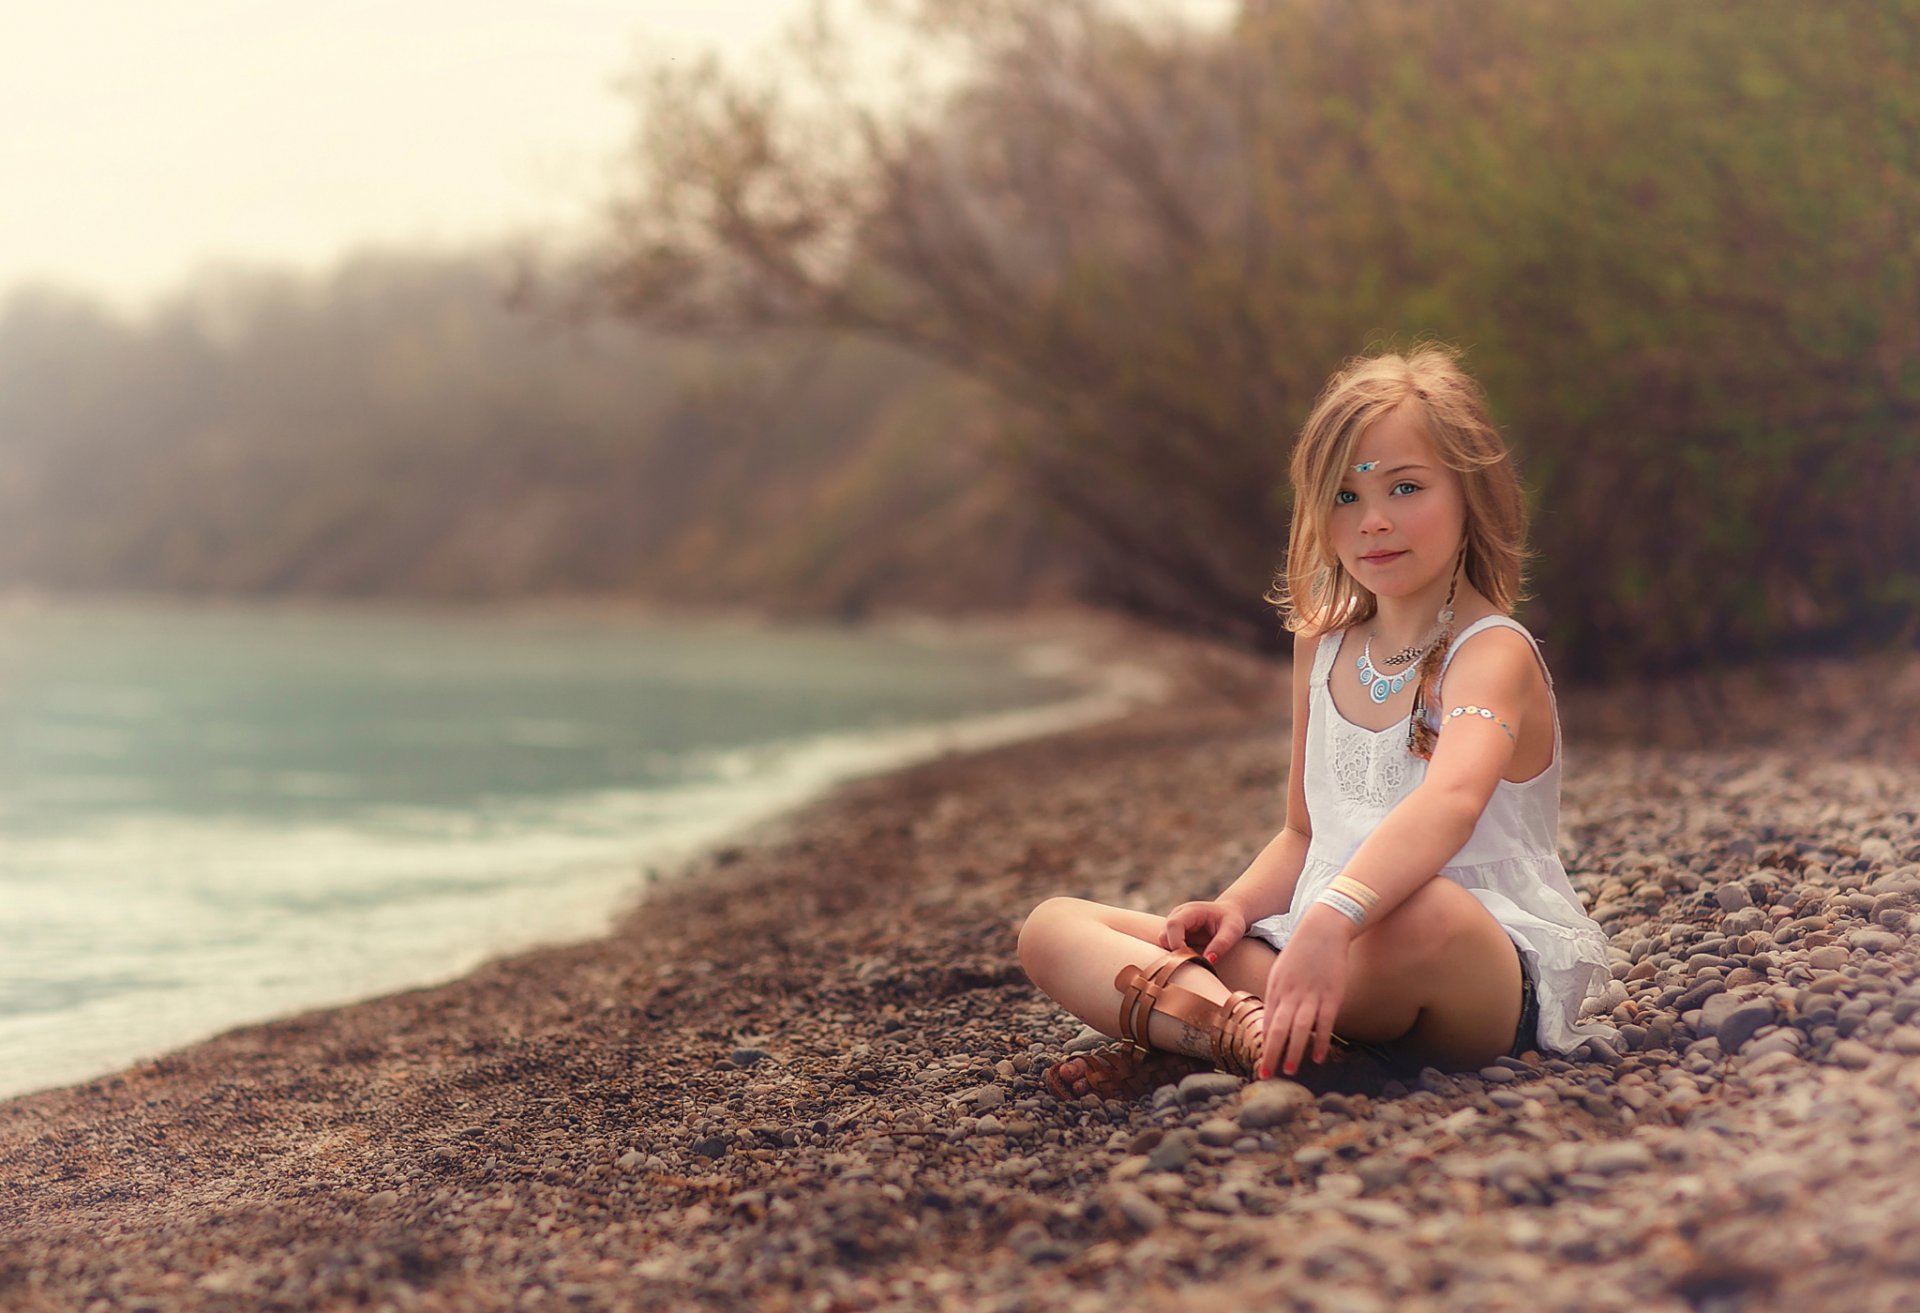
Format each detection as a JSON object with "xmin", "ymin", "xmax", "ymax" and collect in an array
[{"xmin": 0, "ymin": 602, "xmax": 1151, "ymax": 1099}]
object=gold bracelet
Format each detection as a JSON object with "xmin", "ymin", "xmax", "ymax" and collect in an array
[{"xmin": 1327, "ymin": 873, "xmax": 1380, "ymax": 912}]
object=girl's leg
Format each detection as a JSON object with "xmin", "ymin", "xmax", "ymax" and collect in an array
[
  {"xmin": 1210, "ymin": 876, "xmax": 1522, "ymax": 1069},
  {"xmin": 1017, "ymin": 896, "xmax": 1272, "ymax": 1058},
  {"xmin": 1021, "ymin": 880, "xmax": 1521, "ymax": 1086}
]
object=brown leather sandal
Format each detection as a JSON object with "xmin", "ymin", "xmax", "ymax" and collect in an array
[
  {"xmin": 1041, "ymin": 947, "xmax": 1268, "ymax": 1102},
  {"xmin": 1112, "ymin": 946, "xmax": 1266, "ymax": 1078}
]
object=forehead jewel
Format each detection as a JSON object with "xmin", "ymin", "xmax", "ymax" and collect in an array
[{"xmin": 1352, "ymin": 460, "xmax": 1378, "ymax": 473}]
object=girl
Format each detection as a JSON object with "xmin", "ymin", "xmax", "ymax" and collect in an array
[{"xmin": 1019, "ymin": 347, "xmax": 1612, "ymax": 1096}]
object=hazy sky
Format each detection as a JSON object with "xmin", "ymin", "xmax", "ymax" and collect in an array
[
  {"xmin": 2, "ymin": 2, "xmax": 1234, "ymax": 316},
  {"xmin": 0, "ymin": 1, "xmax": 817, "ymax": 312}
]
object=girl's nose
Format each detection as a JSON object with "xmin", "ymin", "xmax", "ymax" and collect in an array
[{"xmin": 1361, "ymin": 504, "xmax": 1392, "ymax": 533}]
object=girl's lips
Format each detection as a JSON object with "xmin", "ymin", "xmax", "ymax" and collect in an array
[{"xmin": 1360, "ymin": 551, "xmax": 1407, "ymax": 564}]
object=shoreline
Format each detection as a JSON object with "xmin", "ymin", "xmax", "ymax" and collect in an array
[
  {"xmin": 0, "ymin": 606, "xmax": 1235, "ymax": 1106},
  {"xmin": 3, "ymin": 647, "xmax": 1917, "ymax": 1311}
]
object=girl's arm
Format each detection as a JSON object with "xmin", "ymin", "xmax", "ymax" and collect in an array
[
  {"xmin": 1161, "ymin": 631, "xmax": 1316, "ymax": 959},
  {"xmin": 1259, "ymin": 626, "xmax": 1544, "ymax": 1074}
]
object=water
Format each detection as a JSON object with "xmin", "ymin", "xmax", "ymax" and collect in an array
[{"xmin": 0, "ymin": 602, "xmax": 1151, "ymax": 1100}]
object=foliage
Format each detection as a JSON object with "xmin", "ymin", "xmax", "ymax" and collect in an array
[
  {"xmin": 0, "ymin": 257, "xmax": 1071, "ymax": 613},
  {"xmin": 598, "ymin": 0, "xmax": 1920, "ymax": 677}
]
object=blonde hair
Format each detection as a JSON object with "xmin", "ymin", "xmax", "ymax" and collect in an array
[{"xmin": 1269, "ymin": 345, "xmax": 1527, "ymax": 636}]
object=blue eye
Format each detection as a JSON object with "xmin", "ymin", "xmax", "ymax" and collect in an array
[
  {"xmin": 1335, "ymin": 490, "xmax": 1357, "ymax": 505},
  {"xmin": 1392, "ymin": 481, "xmax": 1420, "ymax": 496}
]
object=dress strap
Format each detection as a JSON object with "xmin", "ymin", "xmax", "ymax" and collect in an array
[
  {"xmin": 1436, "ymin": 614, "xmax": 1561, "ymax": 762},
  {"xmin": 1309, "ymin": 628, "xmax": 1344, "ymax": 688},
  {"xmin": 1438, "ymin": 615, "xmax": 1545, "ymax": 685}
]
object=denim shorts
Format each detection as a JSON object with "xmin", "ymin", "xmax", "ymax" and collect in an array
[{"xmin": 1510, "ymin": 946, "xmax": 1541, "ymax": 1058}]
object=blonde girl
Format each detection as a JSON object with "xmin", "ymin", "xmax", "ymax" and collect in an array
[{"xmin": 1019, "ymin": 346, "xmax": 1612, "ymax": 1096}]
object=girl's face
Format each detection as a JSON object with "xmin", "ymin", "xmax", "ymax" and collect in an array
[{"xmin": 1330, "ymin": 403, "xmax": 1467, "ymax": 604}]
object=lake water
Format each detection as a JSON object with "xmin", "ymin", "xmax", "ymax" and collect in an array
[{"xmin": 0, "ymin": 602, "xmax": 1147, "ymax": 1100}]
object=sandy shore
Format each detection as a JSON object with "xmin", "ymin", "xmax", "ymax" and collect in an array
[{"xmin": 3, "ymin": 633, "xmax": 1918, "ymax": 1313}]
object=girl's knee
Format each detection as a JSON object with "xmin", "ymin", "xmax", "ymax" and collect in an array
[
  {"xmin": 1016, "ymin": 896, "xmax": 1090, "ymax": 968},
  {"xmin": 1360, "ymin": 879, "xmax": 1492, "ymax": 967}
]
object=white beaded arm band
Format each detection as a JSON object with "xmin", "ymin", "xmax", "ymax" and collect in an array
[{"xmin": 1446, "ymin": 704, "xmax": 1515, "ymax": 742}]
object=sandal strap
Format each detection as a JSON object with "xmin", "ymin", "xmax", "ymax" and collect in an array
[
  {"xmin": 1111, "ymin": 950, "xmax": 1268, "ymax": 1079},
  {"xmin": 1112, "ymin": 947, "xmax": 1199, "ymax": 1049},
  {"xmin": 1217, "ymin": 990, "xmax": 1266, "ymax": 1076}
]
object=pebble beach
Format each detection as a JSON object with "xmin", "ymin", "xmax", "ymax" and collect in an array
[{"xmin": 4, "ymin": 630, "xmax": 1919, "ymax": 1313}]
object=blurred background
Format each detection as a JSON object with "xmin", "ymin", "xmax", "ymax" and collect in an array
[
  {"xmin": 4, "ymin": 0, "xmax": 1916, "ymax": 678},
  {"xmin": 1, "ymin": 0, "xmax": 1915, "ymax": 1094}
]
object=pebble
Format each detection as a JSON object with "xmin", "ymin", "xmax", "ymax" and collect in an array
[
  {"xmin": 1808, "ymin": 946, "xmax": 1852, "ymax": 971},
  {"xmin": 1108, "ymin": 1187, "xmax": 1164, "ymax": 1232},
  {"xmin": 1850, "ymin": 929, "xmax": 1901, "ymax": 954},
  {"xmin": 1063, "ymin": 1028, "xmax": 1109, "ymax": 1055},
  {"xmin": 1341, "ymin": 1199, "xmax": 1413, "ymax": 1229},
  {"xmin": 1199, "ymin": 1188, "xmax": 1242, "ymax": 1214},
  {"xmin": 1888, "ymin": 1027, "xmax": 1920, "ymax": 1056},
  {"xmin": 1580, "ymin": 1142, "xmax": 1653, "ymax": 1176},
  {"xmin": 1710, "ymin": 1001, "xmax": 1778, "ymax": 1054},
  {"xmin": 730, "ymin": 1047, "xmax": 769, "ymax": 1067},
  {"xmin": 967, "ymin": 1085, "xmax": 1007, "ymax": 1112},
  {"xmin": 1484, "ymin": 1150, "xmax": 1550, "ymax": 1203},
  {"xmin": 1176, "ymin": 1071, "xmax": 1245, "ymax": 1105},
  {"xmin": 1146, "ymin": 1132, "xmax": 1196, "ymax": 1173},
  {"xmin": 1196, "ymin": 1118, "xmax": 1240, "ymax": 1147},
  {"xmin": 1238, "ymin": 1081, "xmax": 1314, "ymax": 1129},
  {"xmin": 1355, "ymin": 1156, "xmax": 1410, "ymax": 1193},
  {"xmin": 1831, "ymin": 1040, "xmax": 1877, "ymax": 1070},
  {"xmin": 1714, "ymin": 882, "xmax": 1753, "ymax": 912}
]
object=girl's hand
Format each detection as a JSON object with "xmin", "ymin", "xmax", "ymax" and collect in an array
[
  {"xmin": 1258, "ymin": 910, "xmax": 1356, "ymax": 1077},
  {"xmin": 1159, "ymin": 900, "xmax": 1247, "ymax": 964}
]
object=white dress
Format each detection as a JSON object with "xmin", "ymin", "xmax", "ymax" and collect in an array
[{"xmin": 1245, "ymin": 615, "xmax": 1614, "ymax": 1054}]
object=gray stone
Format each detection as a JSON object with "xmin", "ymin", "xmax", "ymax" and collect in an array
[
  {"xmin": 1064, "ymin": 1028, "xmax": 1109, "ymax": 1055},
  {"xmin": 1146, "ymin": 1131, "xmax": 1196, "ymax": 1173},
  {"xmin": 1196, "ymin": 1118, "xmax": 1240, "ymax": 1147},
  {"xmin": 616, "ymin": 1149, "xmax": 646, "ymax": 1172},
  {"xmin": 1831, "ymin": 1039, "xmax": 1876, "ymax": 1070},
  {"xmin": 1355, "ymin": 1156, "xmax": 1410, "ymax": 1193},
  {"xmin": 1580, "ymin": 1036, "xmax": 1623, "ymax": 1065},
  {"xmin": 691, "ymin": 1136, "xmax": 729, "ymax": 1159},
  {"xmin": 1742, "ymin": 1049, "xmax": 1803, "ymax": 1078},
  {"xmin": 1341, "ymin": 1199, "xmax": 1414, "ymax": 1229},
  {"xmin": 729, "ymin": 1047, "xmax": 769, "ymax": 1067},
  {"xmin": 1581, "ymin": 1142, "xmax": 1653, "ymax": 1176},
  {"xmin": 1177, "ymin": 1071, "xmax": 1245, "ymax": 1105},
  {"xmin": 1709, "ymin": 1001, "xmax": 1778, "ymax": 1054},
  {"xmin": 1237, "ymin": 1080, "xmax": 1314, "ymax": 1129},
  {"xmin": 1714, "ymin": 882, "xmax": 1753, "ymax": 912},
  {"xmin": 1109, "ymin": 1187, "xmax": 1165, "ymax": 1232},
  {"xmin": 1851, "ymin": 929, "xmax": 1902, "ymax": 954},
  {"xmin": 1888, "ymin": 1027, "xmax": 1920, "ymax": 1056},
  {"xmin": 1484, "ymin": 1150, "xmax": 1549, "ymax": 1202},
  {"xmin": 1199, "ymin": 1188, "xmax": 1242, "ymax": 1214}
]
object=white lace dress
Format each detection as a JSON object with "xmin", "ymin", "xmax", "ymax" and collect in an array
[{"xmin": 1245, "ymin": 615, "xmax": 1615, "ymax": 1053}]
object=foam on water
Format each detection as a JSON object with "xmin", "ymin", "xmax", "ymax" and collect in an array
[{"xmin": 0, "ymin": 610, "xmax": 1159, "ymax": 1100}]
